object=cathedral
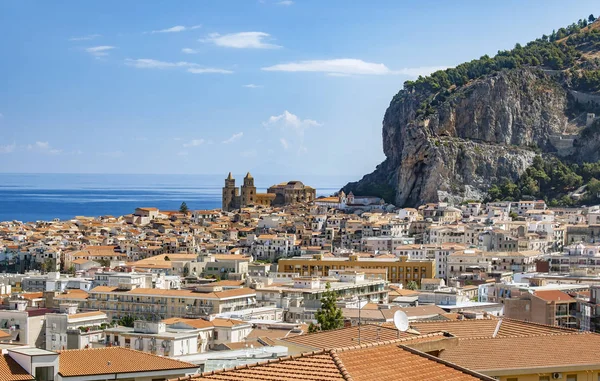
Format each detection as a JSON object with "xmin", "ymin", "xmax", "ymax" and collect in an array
[{"xmin": 222, "ymin": 172, "xmax": 316, "ymax": 211}]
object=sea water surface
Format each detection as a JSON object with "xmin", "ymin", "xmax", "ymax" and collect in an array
[{"xmin": 0, "ymin": 173, "xmax": 350, "ymax": 222}]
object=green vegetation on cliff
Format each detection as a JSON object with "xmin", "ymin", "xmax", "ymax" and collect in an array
[
  {"xmin": 403, "ymin": 17, "xmax": 600, "ymax": 97},
  {"xmin": 487, "ymin": 155, "xmax": 600, "ymax": 206}
]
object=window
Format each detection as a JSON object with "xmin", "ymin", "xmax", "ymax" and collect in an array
[
  {"xmin": 566, "ymin": 376, "xmax": 577, "ymax": 381},
  {"xmin": 35, "ymin": 366, "xmax": 54, "ymax": 381}
]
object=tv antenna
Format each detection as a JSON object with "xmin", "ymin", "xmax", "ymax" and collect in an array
[{"xmin": 393, "ymin": 311, "xmax": 409, "ymax": 338}]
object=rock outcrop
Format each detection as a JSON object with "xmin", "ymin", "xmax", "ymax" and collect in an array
[{"xmin": 343, "ymin": 68, "xmax": 581, "ymax": 206}]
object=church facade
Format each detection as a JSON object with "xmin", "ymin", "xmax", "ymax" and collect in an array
[{"xmin": 222, "ymin": 173, "xmax": 316, "ymax": 212}]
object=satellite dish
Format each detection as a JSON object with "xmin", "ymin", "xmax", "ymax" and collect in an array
[{"xmin": 393, "ymin": 311, "xmax": 409, "ymax": 332}]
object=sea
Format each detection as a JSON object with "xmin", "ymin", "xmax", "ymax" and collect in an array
[{"xmin": 0, "ymin": 173, "xmax": 352, "ymax": 223}]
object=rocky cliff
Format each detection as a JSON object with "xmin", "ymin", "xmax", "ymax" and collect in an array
[{"xmin": 343, "ymin": 21, "xmax": 600, "ymax": 207}]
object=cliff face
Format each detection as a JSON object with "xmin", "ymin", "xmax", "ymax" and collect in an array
[{"xmin": 344, "ymin": 68, "xmax": 575, "ymax": 206}]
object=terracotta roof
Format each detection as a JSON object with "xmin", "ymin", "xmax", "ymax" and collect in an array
[
  {"xmin": 19, "ymin": 292, "xmax": 44, "ymax": 300},
  {"xmin": 54, "ymin": 289, "xmax": 90, "ymax": 300},
  {"xmin": 67, "ymin": 311, "xmax": 107, "ymax": 320},
  {"xmin": 163, "ymin": 318, "xmax": 214, "ymax": 330},
  {"xmin": 534, "ymin": 290, "xmax": 575, "ymax": 303},
  {"xmin": 172, "ymin": 335, "xmax": 493, "ymax": 381},
  {"xmin": 0, "ymin": 354, "xmax": 33, "ymax": 381},
  {"xmin": 280, "ymin": 325, "xmax": 419, "ymax": 350},
  {"xmin": 211, "ymin": 318, "xmax": 248, "ymax": 328},
  {"xmin": 58, "ymin": 347, "xmax": 197, "ymax": 377},
  {"xmin": 382, "ymin": 318, "xmax": 574, "ymax": 338},
  {"xmin": 438, "ymin": 332, "xmax": 600, "ymax": 372}
]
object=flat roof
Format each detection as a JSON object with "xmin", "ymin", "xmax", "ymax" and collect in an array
[{"xmin": 9, "ymin": 347, "xmax": 57, "ymax": 356}]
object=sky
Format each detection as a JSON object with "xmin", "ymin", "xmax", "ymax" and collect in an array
[{"xmin": 0, "ymin": 0, "xmax": 598, "ymax": 177}]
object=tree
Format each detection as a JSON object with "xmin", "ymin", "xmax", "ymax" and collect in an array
[
  {"xmin": 588, "ymin": 178, "xmax": 600, "ymax": 197},
  {"xmin": 313, "ymin": 282, "xmax": 344, "ymax": 332},
  {"xmin": 179, "ymin": 202, "xmax": 189, "ymax": 214},
  {"xmin": 117, "ymin": 315, "xmax": 136, "ymax": 328},
  {"xmin": 509, "ymin": 211, "xmax": 519, "ymax": 220},
  {"xmin": 164, "ymin": 255, "xmax": 170, "ymax": 261},
  {"xmin": 66, "ymin": 265, "xmax": 75, "ymax": 275},
  {"xmin": 589, "ymin": 14, "xmax": 596, "ymax": 23},
  {"xmin": 406, "ymin": 281, "xmax": 419, "ymax": 291}
]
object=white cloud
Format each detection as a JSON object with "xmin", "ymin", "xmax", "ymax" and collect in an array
[
  {"xmin": 222, "ymin": 132, "xmax": 243, "ymax": 144},
  {"xmin": 187, "ymin": 67, "xmax": 233, "ymax": 74},
  {"xmin": 181, "ymin": 48, "xmax": 198, "ymax": 54},
  {"xmin": 0, "ymin": 142, "xmax": 16, "ymax": 154},
  {"xmin": 125, "ymin": 58, "xmax": 192, "ymax": 69},
  {"xmin": 125, "ymin": 58, "xmax": 233, "ymax": 74},
  {"xmin": 263, "ymin": 110, "xmax": 322, "ymax": 134},
  {"xmin": 69, "ymin": 34, "xmax": 101, "ymax": 41},
  {"xmin": 177, "ymin": 151, "xmax": 189, "ymax": 156},
  {"xmin": 263, "ymin": 58, "xmax": 390, "ymax": 75},
  {"xmin": 150, "ymin": 25, "xmax": 202, "ymax": 34},
  {"xmin": 201, "ymin": 32, "xmax": 280, "ymax": 49},
  {"xmin": 183, "ymin": 139, "xmax": 205, "ymax": 147},
  {"xmin": 85, "ymin": 46, "xmax": 115, "ymax": 57},
  {"xmin": 264, "ymin": 111, "xmax": 321, "ymax": 154},
  {"xmin": 27, "ymin": 141, "xmax": 62, "ymax": 155},
  {"xmin": 277, "ymin": 0, "xmax": 294, "ymax": 5},
  {"xmin": 0, "ymin": 113, "xmax": 3, "ymax": 118},
  {"xmin": 243, "ymin": 84, "xmax": 263, "ymax": 88},
  {"xmin": 262, "ymin": 58, "xmax": 446, "ymax": 77}
]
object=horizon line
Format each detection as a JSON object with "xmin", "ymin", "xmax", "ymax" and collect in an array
[{"xmin": 0, "ymin": 171, "xmax": 359, "ymax": 178}]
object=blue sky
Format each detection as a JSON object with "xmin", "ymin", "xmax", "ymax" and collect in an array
[{"xmin": 0, "ymin": 0, "xmax": 597, "ymax": 177}]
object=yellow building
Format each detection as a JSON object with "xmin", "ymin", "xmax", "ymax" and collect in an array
[{"xmin": 278, "ymin": 253, "xmax": 435, "ymax": 286}]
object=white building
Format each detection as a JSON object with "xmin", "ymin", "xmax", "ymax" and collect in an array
[{"xmin": 45, "ymin": 305, "xmax": 108, "ymax": 350}]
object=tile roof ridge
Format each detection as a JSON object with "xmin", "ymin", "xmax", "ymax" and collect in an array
[
  {"xmin": 456, "ymin": 331, "xmax": 587, "ymax": 341},
  {"xmin": 500, "ymin": 317, "xmax": 579, "ymax": 332},
  {"xmin": 330, "ymin": 332, "xmax": 446, "ymax": 352},
  {"xmin": 59, "ymin": 346, "xmax": 197, "ymax": 366},
  {"xmin": 329, "ymin": 349, "xmax": 353, "ymax": 381},
  {"xmin": 411, "ymin": 317, "xmax": 497, "ymax": 324},
  {"xmin": 180, "ymin": 349, "xmax": 328, "ymax": 380},
  {"xmin": 281, "ymin": 325, "xmax": 363, "ymax": 341},
  {"xmin": 398, "ymin": 345, "xmax": 497, "ymax": 381}
]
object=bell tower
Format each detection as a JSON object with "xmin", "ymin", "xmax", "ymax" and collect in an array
[
  {"xmin": 222, "ymin": 172, "xmax": 238, "ymax": 211},
  {"xmin": 240, "ymin": 172, "xmax": 256, "ymax": 207}
]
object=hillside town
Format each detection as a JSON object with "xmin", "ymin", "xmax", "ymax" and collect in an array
[{"xmin": 0, "ymin": 175, "xmax": 599, "ymax": 379}]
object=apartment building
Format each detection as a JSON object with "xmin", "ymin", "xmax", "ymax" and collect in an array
[
  {"xmin": 45, "ymin": 305, "xmax": 108, "ymax": 350},
  {"xmin": 249, "ymin": 234, "xmax": 299, "ymax": 261},
  {"xmin": 81, "ymin": 286, "xmax": 257, "ymax": 320},
  {"xmin": 278, "ymin": 253, "xmax": 434, "ymax": 286},
  {"xmin": 447, "ymin": 250, "xmax": 542, "ymax": 278},
  {"xmin": 256, "ymin": 271, "xmax": 388, "ymax": 322},
  {"xmin": 547, "ymin": 243, "xmax": 600, "ymax": 274},
  {"xmin": 504, "ymin": 289, "xmax": 577, "ymax": 328}
]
